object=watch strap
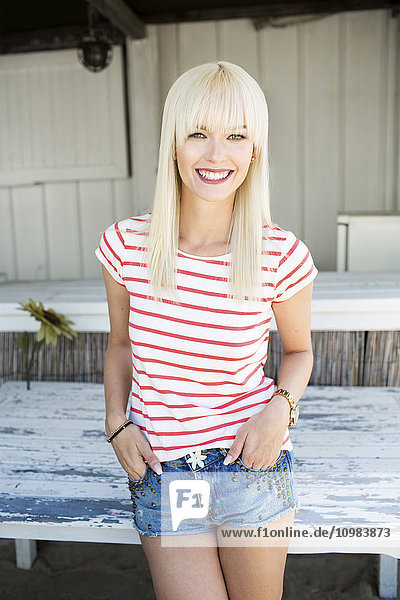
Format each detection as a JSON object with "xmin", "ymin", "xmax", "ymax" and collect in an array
[{"xmin": 271, "ymin": 388, "xmax": 299, "ymax": 428}]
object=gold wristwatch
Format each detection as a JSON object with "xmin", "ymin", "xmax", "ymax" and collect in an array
[{"xmin": 271, "ymin": 388, "xmax": 299, "ymax": 428}]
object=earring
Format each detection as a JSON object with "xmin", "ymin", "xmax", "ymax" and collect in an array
[{"xmin": 251, "ymin": 156, "xmax": 255, "ymax": 162}]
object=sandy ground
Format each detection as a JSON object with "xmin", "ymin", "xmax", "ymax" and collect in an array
[{"xmin": 0, "ymin": 539, "xmax": 398, "ymax": 600}]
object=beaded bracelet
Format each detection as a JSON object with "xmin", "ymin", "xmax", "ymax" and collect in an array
[{"xmin": 106, "ymin": 419, "xmax": 133, "ymax": 443}]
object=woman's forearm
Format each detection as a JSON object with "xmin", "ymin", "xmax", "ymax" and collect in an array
[
  {"xmin": 275, "ymin": 349, "xmax": 314, "ymax": 403},
  {"xmin": 104, "ymin": 341, "xmax": 133, "ymax": 436}
]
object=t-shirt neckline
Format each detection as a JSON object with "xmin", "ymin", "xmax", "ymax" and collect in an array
[{"xmin": 177, "ymin": 248, "xmax": 231, "ymax": 259}]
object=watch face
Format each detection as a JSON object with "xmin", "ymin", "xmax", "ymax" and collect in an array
[{"xmin": 293, "ymin": 405, "xmax": 300, "ymax": 424}]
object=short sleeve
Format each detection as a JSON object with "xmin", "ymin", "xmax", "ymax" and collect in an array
[
  {"xmin": 273, "ymin": 232, "xmax": 318, "ymax": 303},
  {"xmin": 94, "ymin": 221, "xmax": 125, "ymax": 287}
]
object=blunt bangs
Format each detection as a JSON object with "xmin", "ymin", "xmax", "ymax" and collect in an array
[{"xmin": 173, "ymin": 63, "xmax": 268, "ymax": 152}]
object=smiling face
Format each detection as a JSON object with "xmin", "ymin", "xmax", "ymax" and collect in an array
[{"xmin": 176, "ymin": 127, "xmax": 254, "ymax": 205}]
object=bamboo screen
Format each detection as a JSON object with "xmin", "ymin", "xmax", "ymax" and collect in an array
[{"xmin": 0, "ymin": 331, "xmax": 398, "ymax": 387}]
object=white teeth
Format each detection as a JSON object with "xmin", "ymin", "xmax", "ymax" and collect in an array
[{"xmin": 198, "ymin": 169, "xmax": 231, "ymax": 181}]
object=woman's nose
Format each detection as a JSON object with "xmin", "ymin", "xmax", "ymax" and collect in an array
[{"xmin": 204, "ymin": 138, "xmax": 227, "ymax": 162}]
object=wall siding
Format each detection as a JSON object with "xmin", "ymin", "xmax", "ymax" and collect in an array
[
  {"xmin": 344, "ymin": 11, "xmax": 388, "ymax": 212},
  {"xmin": 260, "ymin": 22, "xmax": 300, "ymax": 232},
  {"xmin": 0, "ymin": 11, "xmax": 398, "ymax": 281},
  {"xmin": 303, "ymin": 14, "xmax": 340, "ymax": 268},
  {"xmin": 0, "ymin": 47, "xmax": 128, "ymax": 185},
  {"xmin": 128, "ymin": 27, "xmax": 160, "ymax": 216}
]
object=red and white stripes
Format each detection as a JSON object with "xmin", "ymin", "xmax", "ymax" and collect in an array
[{"xmin": 95, "ymin": 213, "xmax": 318, "ymax": 462}]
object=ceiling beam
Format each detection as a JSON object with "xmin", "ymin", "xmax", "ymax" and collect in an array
[
  {"xmin": 0, "ymin": 23, "xmax": 125, "ymax": 55},
  {"xmin": 144, "ymin": 0, "xmax": 400, "ymax": 23},
  {"xmin": 86, "ymin": 0, "xmax": 146, "ymax": 39}
]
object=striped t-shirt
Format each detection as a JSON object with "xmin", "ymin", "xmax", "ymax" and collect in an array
[{"xmin": 95, "ymin": 212, "xmax": 318, "ymax": 462}]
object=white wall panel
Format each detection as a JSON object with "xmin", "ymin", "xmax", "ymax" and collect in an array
[
  {"xmin": 114, "ymin": 178, "xmax": 135, "ymax": 218},
  {"xmin": 129, "ymin": 27, "xmax": 160, "ymax": 216},
  {"xmin": 0, "ymin": 189, "xmax": 16, "ymax": 281},
  {"xmin": 260, "ymin": 24, "xmax": 299, "ymax": 232},
  {"xmin": 157, "ymin": 24, "xmax": 179, "ymax": 106},
  {"xmin": 0, "ymin": 47, "xmax": 128, "ymax": 185},
  {"xmin": 80, "ymin": 181, "xmax": 114, "ymax": 280},
  {"xmin": 45, "ymin": 183, "xmax": 81, "ymax": 279},
  {"xmin": 384, "ymin": 14, "xmax": 400, "ymax": 212},
  {"xmin": 12, "ymin": 185, "xmax": 47, "ymax": 280},
  {"xmin": 344, "ymin": 11, "xmax": 388, "ymax": 211},
  {"xmin": 178, "ymin": 22, "xmax": 218, "ymax": 71},
  {"xmin": 218, "ymin": 20, "xmax": 259, "ymax": 78},
  {"xmin": 0, "ymin": 179, "xmax": 136, "ymax": 283},
  {"xmin": 303, "ymin": 14, "xmax": 340, "ymax": 269}
]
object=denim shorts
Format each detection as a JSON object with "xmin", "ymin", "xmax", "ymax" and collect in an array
[{"xmin": 127, "ymin": 447, "xmax": 299, "ymax": 537}]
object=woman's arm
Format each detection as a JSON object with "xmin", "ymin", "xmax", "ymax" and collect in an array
[
  {"xmin": 101, "ymin": 265, "xmax": 163, "ymax": 478},
  {"xmin": 102, "ymin": 264, "xmax": 133, "ymax": 433},
  {"xmin": 270, "ymin": 277, "xmax": 314, "ymax": 405},
  {"xmin": 223, "ymin": 281, "xmax": 315, "ymax": 469}
]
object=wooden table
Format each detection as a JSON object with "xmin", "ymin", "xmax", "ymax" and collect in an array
[{"xmin": 0, "ymin": 382, "xmax": 399, "ymax": 597}]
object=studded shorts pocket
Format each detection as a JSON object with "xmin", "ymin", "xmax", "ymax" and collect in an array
[
  {"xmin": 127, "ymin": 463, "xmax": 149, "ymax": 487},
  {"xmin": 234, "ymin": 449, "xmax": 286, "ymax": 474}
]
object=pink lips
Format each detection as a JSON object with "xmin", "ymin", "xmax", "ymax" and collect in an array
[{"xmin": 195, "ymin": 169, "xmax": 234, "ymax": 185}]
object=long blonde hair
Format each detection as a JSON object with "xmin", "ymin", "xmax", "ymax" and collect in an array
[{"xmin": 145, "ymin": 60, "xmax": 277, "ymax": 303}]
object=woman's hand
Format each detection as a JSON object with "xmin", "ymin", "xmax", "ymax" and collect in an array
[
  {"xmin": 106, "ymin": 418, "xmax": 163, "ymax": 480},
  {"xmin": 223, "ymin": 395, "xmax": 290, "ymax": 468}
]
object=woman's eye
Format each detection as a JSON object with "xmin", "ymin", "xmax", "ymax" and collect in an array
[{"xmin": 188, "ymin": 132, "xmax": 246, "ymax": 140}]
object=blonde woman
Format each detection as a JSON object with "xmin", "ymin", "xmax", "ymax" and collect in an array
[{"xmin": 95, "ymin": 61, "xmax": 318, "ymax": 600}]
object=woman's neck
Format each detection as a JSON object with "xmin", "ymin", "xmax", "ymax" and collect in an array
[{"xmin": 178, "ymin": 196, "xmax": 234, "ymax": 250}]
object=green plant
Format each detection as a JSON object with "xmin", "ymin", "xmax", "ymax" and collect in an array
[{"xmin": 14, "ymin": 298, "xmax": 77, "ymax": 390}]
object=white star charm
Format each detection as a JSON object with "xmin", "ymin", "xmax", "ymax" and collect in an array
[{"xmin": 186, "ymin": 449, "xmax": 207, "ymax": 469}]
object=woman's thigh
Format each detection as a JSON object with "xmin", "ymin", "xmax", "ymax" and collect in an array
[
  {"xmin": 216, "ymin": 509, "xmax": 295, "ymax": 600},
  {"xmin": 140, "ymin": 531, "xmax": 229, "ymax": 600}
]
